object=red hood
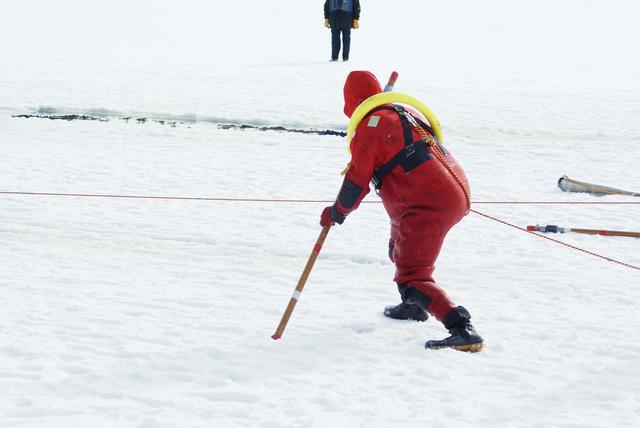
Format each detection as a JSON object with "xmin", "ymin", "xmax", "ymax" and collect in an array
[{"xmin": 343, "ymin": 71, "xmax": 382, "ymax": 118}]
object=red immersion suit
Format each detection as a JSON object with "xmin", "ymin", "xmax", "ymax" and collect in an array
[{"xmin": 331, "ymin": 71, "xmax": 469, "ymax": 321}]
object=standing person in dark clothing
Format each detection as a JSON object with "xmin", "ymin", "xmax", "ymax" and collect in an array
[{"xmin": 324, "ymin": 0, "xmax": 361, "ymax": 62}]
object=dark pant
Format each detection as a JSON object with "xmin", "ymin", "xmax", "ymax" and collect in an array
[{"xmin": 331, "ymin": 27, "xmax": 351, "ymax": 60}]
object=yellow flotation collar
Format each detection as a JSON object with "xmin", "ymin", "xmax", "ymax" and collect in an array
[{"xmin": 346, "ymin": 91, "xmax": 443, "ymax": 154}]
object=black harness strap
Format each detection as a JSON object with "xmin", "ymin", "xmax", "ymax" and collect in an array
[{"xmin": 365, "ymin": 105, "xmax": 448, "ymax": 190}]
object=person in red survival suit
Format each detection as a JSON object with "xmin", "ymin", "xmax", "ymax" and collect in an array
[{"xmin": 320, "ymin": 70, "xmax": 483, "ymax": 352}]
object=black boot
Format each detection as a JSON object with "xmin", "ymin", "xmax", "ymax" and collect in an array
[
  {"xmin": 384, "ymin": 302, "xmax": 428, "ymax": 322},
  {"xmin": 384, "ymin": 284, "xmax": 431, "ymax": 322},
  {"xmin": 425, "ymin": 306, "xmax": 484, "ymax": 353}
]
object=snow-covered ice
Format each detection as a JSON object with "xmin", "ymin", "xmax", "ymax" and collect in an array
[{"xmin": 1, "ymin": 1, "xmax": 640, "ymax": 427}]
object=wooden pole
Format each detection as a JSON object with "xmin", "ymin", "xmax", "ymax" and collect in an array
[
  {"xmin": 569, "ymin": 228, "xmax": 640, "ymax": 238},
  {"xmin": 558, "ymin": 175, "xmax": 640, "ymax": 197},
  {"xmin": 383, "ymin": 71, "xmax": 399, "ymax": 92},
  {"xmin": 527, "ymin": 225, "xmax": 640, "ymax": 239},
  {"xmin": 271, "ymin": 225, "xmax": 331, "ymax": 340}
]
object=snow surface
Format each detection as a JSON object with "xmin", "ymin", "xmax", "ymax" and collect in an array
[{"xmin": 1, "ymin": 1, "xmax": 640, "ymax": 427}]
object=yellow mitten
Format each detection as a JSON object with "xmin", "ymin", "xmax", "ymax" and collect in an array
[
  {"xmin": 352, "ymin": 20, "xmax": 359, "ymax": 29},
  {"xmin": 324, "ymin": 19, "xmax": 330, "ymax": 28}
]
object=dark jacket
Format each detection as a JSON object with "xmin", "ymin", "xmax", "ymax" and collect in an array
[{"xmin": 324, "ymin": 0, "xmax": 360, "ymax": 29}]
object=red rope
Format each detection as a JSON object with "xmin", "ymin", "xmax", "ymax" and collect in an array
[
  {"xmin": 472, "ymin": 201, "xmax": 640, "ymax": 205},
  {"xmin": 0, "ymin": 191, "xmax": 334, "ymax": 203},
  {"xmin": 2, "ymin": 190, "xmax": 637, "ymax": 271},
  {"xmin": 2, "ymin": 191, "xmax": 639, "ymax": 205},
  {"xmin": 470, "ymin": 209, "xmax": 640, "ymax": 271}
]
